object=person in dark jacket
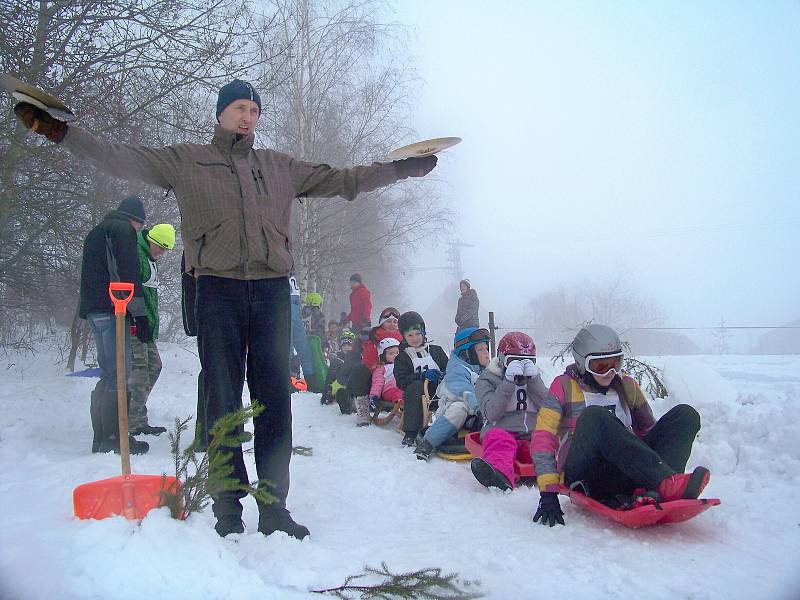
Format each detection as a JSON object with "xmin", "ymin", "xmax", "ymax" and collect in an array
[
  {"xmin": 80, "ymin": 195, "xmax": 151, "ymax": 455},
  {"xmin": 394, "ymin": 311, "xmax": 449, "ymax": 446},
  {"xmin": 16, "ymin": 78, "xmax": 437, "ymax": 541},
  {"xmin": 455, "ymin": 279, "xmax": 480, "ymax": 331}
]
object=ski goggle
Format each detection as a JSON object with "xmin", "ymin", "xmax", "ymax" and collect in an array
[
  {"xmin": 379, "ymin": 308, "xmax": 401, "ymax": 320},
  {"xmin": 504, "ymin": 354, "xmax": 536, "ymax": 367},
  {"xmin": 584, "ymin": 352, "xmax": 624, "ymax": 377},
  {"xmin": 455, "ymin": 328, "xmax": 491, "ymax": 349}
]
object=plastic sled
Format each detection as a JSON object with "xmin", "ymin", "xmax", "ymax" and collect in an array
[
  {"xmin": 464, "ymin": 431, "xmax": 536, "ymax": 478},
  {"xmin": 65, "ymin": 367, "xmax": 101, "ymax": 378},
  {"xmin": 291, "ymin": 376, "xmax": 308, "ymax": 392},
  {"xmin": 307, "ymin": 335, "xmax": 327, "ymax": 391},
  {"xmin": 558, "ymin": 485, "xmax": 720, "ymax": 527},
  {"xmin": 74, "ymin": 474, "xmax": 182, "ymax": 520},
  {"xmin": 436, "ymin": 430, "xmax": 473, "ymax": 461}
]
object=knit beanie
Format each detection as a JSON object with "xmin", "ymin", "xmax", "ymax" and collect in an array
[
  {"xmin": 117, "ymin": 196, "xmax": 145, "ymax": 224},
  {"xmin": 349, "ymin": 273, "xmax": 362, "ymax": 284},
  {"xmin": 216, "ymin": 79, "xmax": 262, "ymax": 119}
]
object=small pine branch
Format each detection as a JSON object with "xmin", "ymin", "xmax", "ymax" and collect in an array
[
  {"xmin": 311, "ymin": 562, "xmax": 483, "ymax": 599},
  {"xmin": 292, "ymin": 445, "xmax": 314, "ymax": 456},
  {"xmin": 159, "ymin": 401, "xmax": 278, "ymax": 519}
]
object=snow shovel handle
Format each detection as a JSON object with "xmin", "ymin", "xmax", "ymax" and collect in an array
[
  {"xmin": 109, "ymin": 282, "xmax": 133, "ymax": 475},
  {"xmin": 108, "ymin": 282, "xmax": 134, "ymax": 315}
]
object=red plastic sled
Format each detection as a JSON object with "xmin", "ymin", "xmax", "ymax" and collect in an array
[
  {"xmin": 466, "ymin": 432, "xmax": 719, "ymax": 527},
  {"xmin": 559, "ymin": 485, "xmax": 720, "ymax": 527},
  {"xmin": 464, "ymin": 431, "xmax": 536, "ymax": 477}
]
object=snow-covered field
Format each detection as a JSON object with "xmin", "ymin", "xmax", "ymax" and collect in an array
[{"xmin": 1, "ymin": 345, "xmax": 798, "ymax": 600}]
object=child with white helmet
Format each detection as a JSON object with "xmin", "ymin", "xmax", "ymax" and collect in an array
[
  {"xmin": 365, "ymin": 337, "xmax": 404, "ymax": 425},
  {"xmin": 530, "ymin": 323, "xmax": 710, "ymax": 527}
]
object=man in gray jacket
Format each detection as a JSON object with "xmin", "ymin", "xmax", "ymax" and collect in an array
[{"xmin": 15, "ymin": 79, "xmax": 436, "ymax": 539}]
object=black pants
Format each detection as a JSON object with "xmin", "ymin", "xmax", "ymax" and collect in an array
[
  {"xmin": 563, "ymin": 404, "xmax": 700, "ymax": 500},
  {"xmin": 401, "ymin": 380, "xmax": 439, "ymax": 435},
  {"xmin": 197, "ymin": 275, "xmax": 292, "ymax": 516},
  {"xmin": 345, "ymin": 363, "xmax": 372, "ymax": 397}
]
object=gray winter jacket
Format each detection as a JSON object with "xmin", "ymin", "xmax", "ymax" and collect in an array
[
  {"xmin": 63, "ymin": 125, "xmax": 401, "ymax": 280},
  {"xmin": 455, "ymin": 288, "xmax": 479, "ymax": 329},
  {"xmin": 475, "ymin": 357, "xmax": 548, "ymax": 438}
]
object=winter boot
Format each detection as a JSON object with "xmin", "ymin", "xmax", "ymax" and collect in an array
[
  {"xmin": 656, "ymin": 467, "xmax": 710, "ymax": 502},
  {"xmin": 213, "ymin": 501, "xmax": 244, "ymax": 537},
  {"xmin": 414, "ymin": 438, "xmax": 435, "ymax": 461},
  {"xmin": 354, "ymin": 395, "xmax": 371, "ymax": 427},
  {"xmin": 97, "ymin": 434, "xmax": 150, "ymax": 455},
  {"xmin": 401, "ymin": 431, "xmax": 418, "ymax": 447},
  {"xmin": 335, "ymin": 389, "xmax": 354, "ymax": 415},
  {"xmin": 130, "ymin": 423, "xmax": 167, "ymax": 436},
  {"xmin": 470, "ymin": 457, "xmax": 512, "ymax": 491},
  {"xmin": 90, "ymin": 383, "xmax": 104, "ymax": 453},
  {"xmin": 258, "ymin": 507, "xmax": 309, "ymax": 540}
]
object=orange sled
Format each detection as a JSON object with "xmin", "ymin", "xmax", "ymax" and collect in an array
[
  {"xmin": 465, "ymin": 432, "xmax": 719, "ymax": 527},
  {"xmin": 73, "ymin": 282, "xmax": 182, "ymax": 520}
]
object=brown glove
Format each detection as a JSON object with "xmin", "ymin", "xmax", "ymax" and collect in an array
[
  {"xmin": 13, "ymin": 102, "xmax": 67, "ymax": 143},
  {"xmin": 394, "ymin": 154, "xmax": 437, "ymax": 179}
]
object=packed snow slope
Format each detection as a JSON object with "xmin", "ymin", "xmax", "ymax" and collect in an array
[{"xmin": 1, "ymin": 345, "xmax": 799, "ymax": 600}]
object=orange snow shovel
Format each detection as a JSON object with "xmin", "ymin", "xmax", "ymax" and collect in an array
[{"xmin": 73, "ymin": 282, "xmax": 182, "ymax": 520}]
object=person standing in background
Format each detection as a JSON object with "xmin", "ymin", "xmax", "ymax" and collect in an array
[
  {"xmin": 128, "ymin": 223, "xmax": 176, "ymax": 436},
  {"xmin": 343, "ymin": 273, "xmax": 372, "ymax": 331},
  {"xmin": 455, "ymin": 278, "xmax": 480, "ymax": 331}
]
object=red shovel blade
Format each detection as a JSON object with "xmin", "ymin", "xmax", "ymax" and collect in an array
[{"xmin": 73, "ymin": 474, "xmax": 182, "ymax": 520}]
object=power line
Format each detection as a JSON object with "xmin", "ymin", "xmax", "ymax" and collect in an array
[{"xmin": 494, "ymin": 325, "xmax": 800, "ymax": 331}]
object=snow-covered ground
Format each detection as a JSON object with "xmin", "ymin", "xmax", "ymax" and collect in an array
[{"xmin": 1, "ymin": 345, "xmax": 799, "ymax": 600}]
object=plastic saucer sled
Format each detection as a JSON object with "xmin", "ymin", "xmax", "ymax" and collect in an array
[
  {"xmin": 0, "ymin": 73, "xmax": 76, "ymax": 122},
  {"xmin": 387, "ymin": 136, "xmax": 462, "ymax": 160}
]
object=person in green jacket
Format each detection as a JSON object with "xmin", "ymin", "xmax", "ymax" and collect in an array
[{"xmin": 128, "ymin": 223, "xmax": 176, "ymax": 435}]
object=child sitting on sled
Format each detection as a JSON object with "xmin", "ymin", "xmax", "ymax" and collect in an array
[
  {"xmin": 346, "ymin": 307, "xmax": 404, "ymax": 427},
  {"xmin": 471, "ymin": 331, "xmax": 548, "ymax": 490},
  {"xmin": 530, "ymin": 323, "xmax": 711, "ymax": 527},
  {"xmin": 394, "ymin": 311, "xmax": 449, "ymax": 446},
  {"xmin": 414, "ymin": 327, "xmax": 492, "ymax": 461},
  {"xmin": 321, "ymin": 329, "xmax": 355, "ymax": 405},
  {"xmin": 367, "ymin": 337, "xmax": 404, "ymax": 425}
]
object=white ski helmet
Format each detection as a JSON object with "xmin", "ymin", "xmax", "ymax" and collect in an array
[
  {"xmin": 571, "ymin": 324, "xmax": 622, "ymax": 374},
  {"xmin": 378, "ymin": 337, "xmax": 400, "ymax": 355}
]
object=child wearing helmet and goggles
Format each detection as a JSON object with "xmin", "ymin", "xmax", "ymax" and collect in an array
[
  {"xmin": 530, "ymin": 324, "xmax": 710, "ymax": 528},
  {"xmin": 393, "ymin": 311, "xmax": 449, "ymax": 446},
  {"xmin": 320, "ymin": 329, "xmax": 356, "ymax": 406},
  {"xmin": 414, "ymin": 327, "xmax": 491, "ymax": 461},
  {"xmin": 469, "ymin": 331, "xmax": 548, "ymax": 491},
  {"xmin": 345, "ymin": 307, "xmax": 404, "ymax": 427}
]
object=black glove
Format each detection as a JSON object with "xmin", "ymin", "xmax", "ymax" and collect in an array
[
  {"xmin": 134, "ymin": 315, "xmax": 153, "ymax": 343},
  {"xmin": 13, "ymin": 102, "xmax": 67, "ymax": 143},
  {"xmin": 533, "ymin": 492, "xmax": 565, "ymax": 527},
  {"xmin": 394, "ymin": 154, "xmax": 437, "ymax": 179}
]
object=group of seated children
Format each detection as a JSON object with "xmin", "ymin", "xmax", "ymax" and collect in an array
[{"xmin": 320, "ymin": 309, "xmax": 711, "ymax": 527}]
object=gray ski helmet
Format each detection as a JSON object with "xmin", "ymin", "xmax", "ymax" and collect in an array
[
  {"xmin": 571, "ymin": 324, "xmax": 622, "ymax": 374},
  {"xmin": 398, "ymin": 311, "xmax": 425, "ymax": 336}
]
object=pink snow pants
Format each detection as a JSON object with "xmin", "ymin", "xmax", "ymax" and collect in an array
[{"xmin": 482, "ymin": 428, "xmax": 532, "ymax": 487}]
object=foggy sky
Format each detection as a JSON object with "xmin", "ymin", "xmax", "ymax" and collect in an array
[{"xmin": 392, "ymin": 1, "xmax": 799, "ymax": 331}]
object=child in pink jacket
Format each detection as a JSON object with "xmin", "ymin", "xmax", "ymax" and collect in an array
[{"xmin": 369, "ymin": 337, "xmax": 403, "ymax": 406}]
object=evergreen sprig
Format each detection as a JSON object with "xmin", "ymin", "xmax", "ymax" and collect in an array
[
  {"xmin": 159, "ymin": 401, "xmax": 277, "ymax": 519},
  {"xmin": 311, "ymin": 562, "xmax": 483, "ymax": 599}
]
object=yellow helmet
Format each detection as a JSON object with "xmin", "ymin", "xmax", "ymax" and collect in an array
[
  {"xmin": 146, "ymin": 223, "xmax": 176, "ymax": 250},
  {"xmin": 306, "ymin": 292, "xmax": 323, "ymax": 308}
]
